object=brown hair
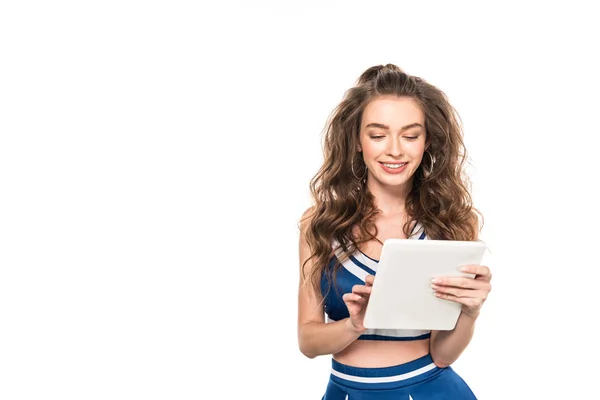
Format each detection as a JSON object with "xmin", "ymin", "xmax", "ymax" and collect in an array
[{"xmin": 300, "ymin": 63, "xmax": 482, "ymax": 295}]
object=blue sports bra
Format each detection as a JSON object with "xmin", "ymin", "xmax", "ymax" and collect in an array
[{"xmin": 320, "ymin": 224, "xmax": 431, "ymax": 341}]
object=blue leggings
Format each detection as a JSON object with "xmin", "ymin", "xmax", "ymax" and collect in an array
[{"xmin": 322, "ymin": 354, "xmax": 477, "ymax": 399}]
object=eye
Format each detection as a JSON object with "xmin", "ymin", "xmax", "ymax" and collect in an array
[
  {"xmin": 404, "ymin": 136, "xmax": 419, "ymax": 140},
  {"xmin": 370, "ymin": 135, "xmax": 385, "ymax": 139}
]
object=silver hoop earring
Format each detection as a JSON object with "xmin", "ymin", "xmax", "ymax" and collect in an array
[
  {"xmin": 422, "ymin": 151, "xmax": 435, "ymax": 178},
  {"xmin": 351, "ymin": 158, "xmax": 368, "ymax": 181}
]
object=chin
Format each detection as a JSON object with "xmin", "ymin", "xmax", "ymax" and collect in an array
[{"xmin": 375, "ymin": 175, "xmax": 411, "ymax": 187}]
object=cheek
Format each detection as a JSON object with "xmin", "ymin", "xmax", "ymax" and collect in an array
[
  {"xmin": 409, "ymin": 142, "xmax": 426, "ymax": 158},
  {"xmin": 361, "ymin": 140, "xmax": 381, "ymax": 158}
]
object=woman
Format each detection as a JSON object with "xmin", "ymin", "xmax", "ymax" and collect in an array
[{"xmin": 298, "ymin": 64, "xmax": 492, "ymax": 399}]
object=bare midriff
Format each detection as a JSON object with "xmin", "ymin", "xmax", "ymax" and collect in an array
[{"xmin": 333, "ymin": 338, "xmax": 430, "ymax": 368}]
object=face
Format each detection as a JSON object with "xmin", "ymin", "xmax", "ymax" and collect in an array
[{"xmin": 358, "ymin": 95, "xmax": 427, "ymax": 190}]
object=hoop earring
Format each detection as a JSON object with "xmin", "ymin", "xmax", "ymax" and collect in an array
[
  {"xmin": 422, "ymin": 151, "xmax": 435, "ymax": 178},
  {"xmin": 351, "ymin": 157, "xmax": 368, "ymax": 181}
]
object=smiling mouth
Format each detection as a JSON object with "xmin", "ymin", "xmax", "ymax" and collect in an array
[{"xmin": 379, "ymin": 162, "xmax": 408, "ymax": 169}]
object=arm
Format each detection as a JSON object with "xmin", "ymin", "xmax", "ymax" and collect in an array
[
  {"xmin": 297, "ymin": 208, "xmax": 364, "ymax": 358},
  {"xmin": 429, "ymin": 218, "xmax": 492, "ymax": 367},
  {"xmin": 429, "ymin": 267, "xmax": 492, "ymax": 368},
  {"xmin": 428, "ymin": 310, "xmax": 479, "ymax": 368}
]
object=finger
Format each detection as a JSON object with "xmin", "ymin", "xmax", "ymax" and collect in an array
[
  {"xmin": 365, "ymin": 275, "xmax": 375, "ymax": 286},
  {"xmin": 352, "ymin": 285, "xmax": 372, "ymax": 296},
  {"xmin": 343, "ymin": 292, "xmax": 363, "ymax": 301},
  {"xmin": 476, "ymin": 271, "xmax": 492, "ymax": 283},
  {"xmin": 432, "ymin": 285, "xmax": 489, "ymax": 300},
  {"xmin": 432, "ymin": 276, "xmax": 480, "ymax": 289},
  {"xmin": 432, "ymin": 279, "xmax": 490, "ymax": 292},
  {"xmin": 343, "ymin": 292, "xmax": 367, "ymax": 304},
  {"xmin": 342, "ymin": 293, "xmax": 368, "ymax": 315},
  {"xmin": 459, "ymin": 264, "xmax": 491, "ymax": 280},
  {"xmin": 434, "ymin": 291, "xmax": 485, "ymax": 309}
]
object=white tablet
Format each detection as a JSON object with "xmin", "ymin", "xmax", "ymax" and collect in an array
[{"xmin": 363, "ymin": 239, "xmax": 486, "ymax": 331}]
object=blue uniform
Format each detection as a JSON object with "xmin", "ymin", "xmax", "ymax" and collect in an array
[{"xmin": 320, "ymin": 224, "xmax": 478, "ymax": 399}]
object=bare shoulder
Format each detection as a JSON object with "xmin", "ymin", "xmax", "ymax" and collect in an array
[{"xmin": 297, "ymin": 205, "xmax": 321, "ymax": 284}]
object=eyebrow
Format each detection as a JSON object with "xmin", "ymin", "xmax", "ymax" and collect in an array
[{"xmin": 365, "ymin": 122, "xmax": 424, "ymax": 132}]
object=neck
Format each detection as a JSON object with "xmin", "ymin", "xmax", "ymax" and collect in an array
[{"xmin": 366, "ymin": 176, "xmax": 413, "ymax": 216}]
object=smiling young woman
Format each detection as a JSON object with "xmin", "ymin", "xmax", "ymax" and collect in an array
[{"xmin": 297, "ymin": 64, "xmax": 492, "ymax": 399}]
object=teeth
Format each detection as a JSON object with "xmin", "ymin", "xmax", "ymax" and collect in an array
[{"xmin": 383, "ymin": 163, "xmax": 406, "ymax": 169}]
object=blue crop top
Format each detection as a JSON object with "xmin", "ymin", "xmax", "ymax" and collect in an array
[{"xmin": 320, "ymin": 224, "xmax": 431, "ymax": 341}]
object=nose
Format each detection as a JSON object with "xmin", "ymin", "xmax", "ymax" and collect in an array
[{"xmin": 386, "ymin": 136, "xmax": 403, "ymax": 157}]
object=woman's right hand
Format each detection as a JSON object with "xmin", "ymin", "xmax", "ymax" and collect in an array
[{"xmin": 342, "ymin": 275, "xmax": 374, "ymax": 334}]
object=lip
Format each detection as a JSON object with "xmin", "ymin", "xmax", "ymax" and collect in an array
[{"xmin": 379, "ymin": 161, "xmax": 408, "ymax": 174}]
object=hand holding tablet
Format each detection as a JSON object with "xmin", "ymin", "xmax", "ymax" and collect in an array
[{"xmin": 363, "ymin": 239, "xmax": 488, "ymax": 331}]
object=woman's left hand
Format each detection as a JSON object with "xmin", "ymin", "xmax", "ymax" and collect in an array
[{"xmin": 431, "ymin": 265, "xmax": 492, "ymax": 317}]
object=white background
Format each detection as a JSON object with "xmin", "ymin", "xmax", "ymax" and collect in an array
[{"xmin": 1, "ymin": 1, "xmax": 599, "ymax": 399}]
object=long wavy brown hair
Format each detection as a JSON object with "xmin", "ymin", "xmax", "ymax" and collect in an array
[{"xmin": 300, "ymin": 63, "xmax": 482, "ymax": 296}]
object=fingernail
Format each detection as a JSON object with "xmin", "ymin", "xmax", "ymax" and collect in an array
[
  {"xmin": 459, "ymin": 267, "xmax": 468, "ymax": 272},
  {"xmin": 431, "ymin": 278, "xmax": 441, "ymax": 283}
]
